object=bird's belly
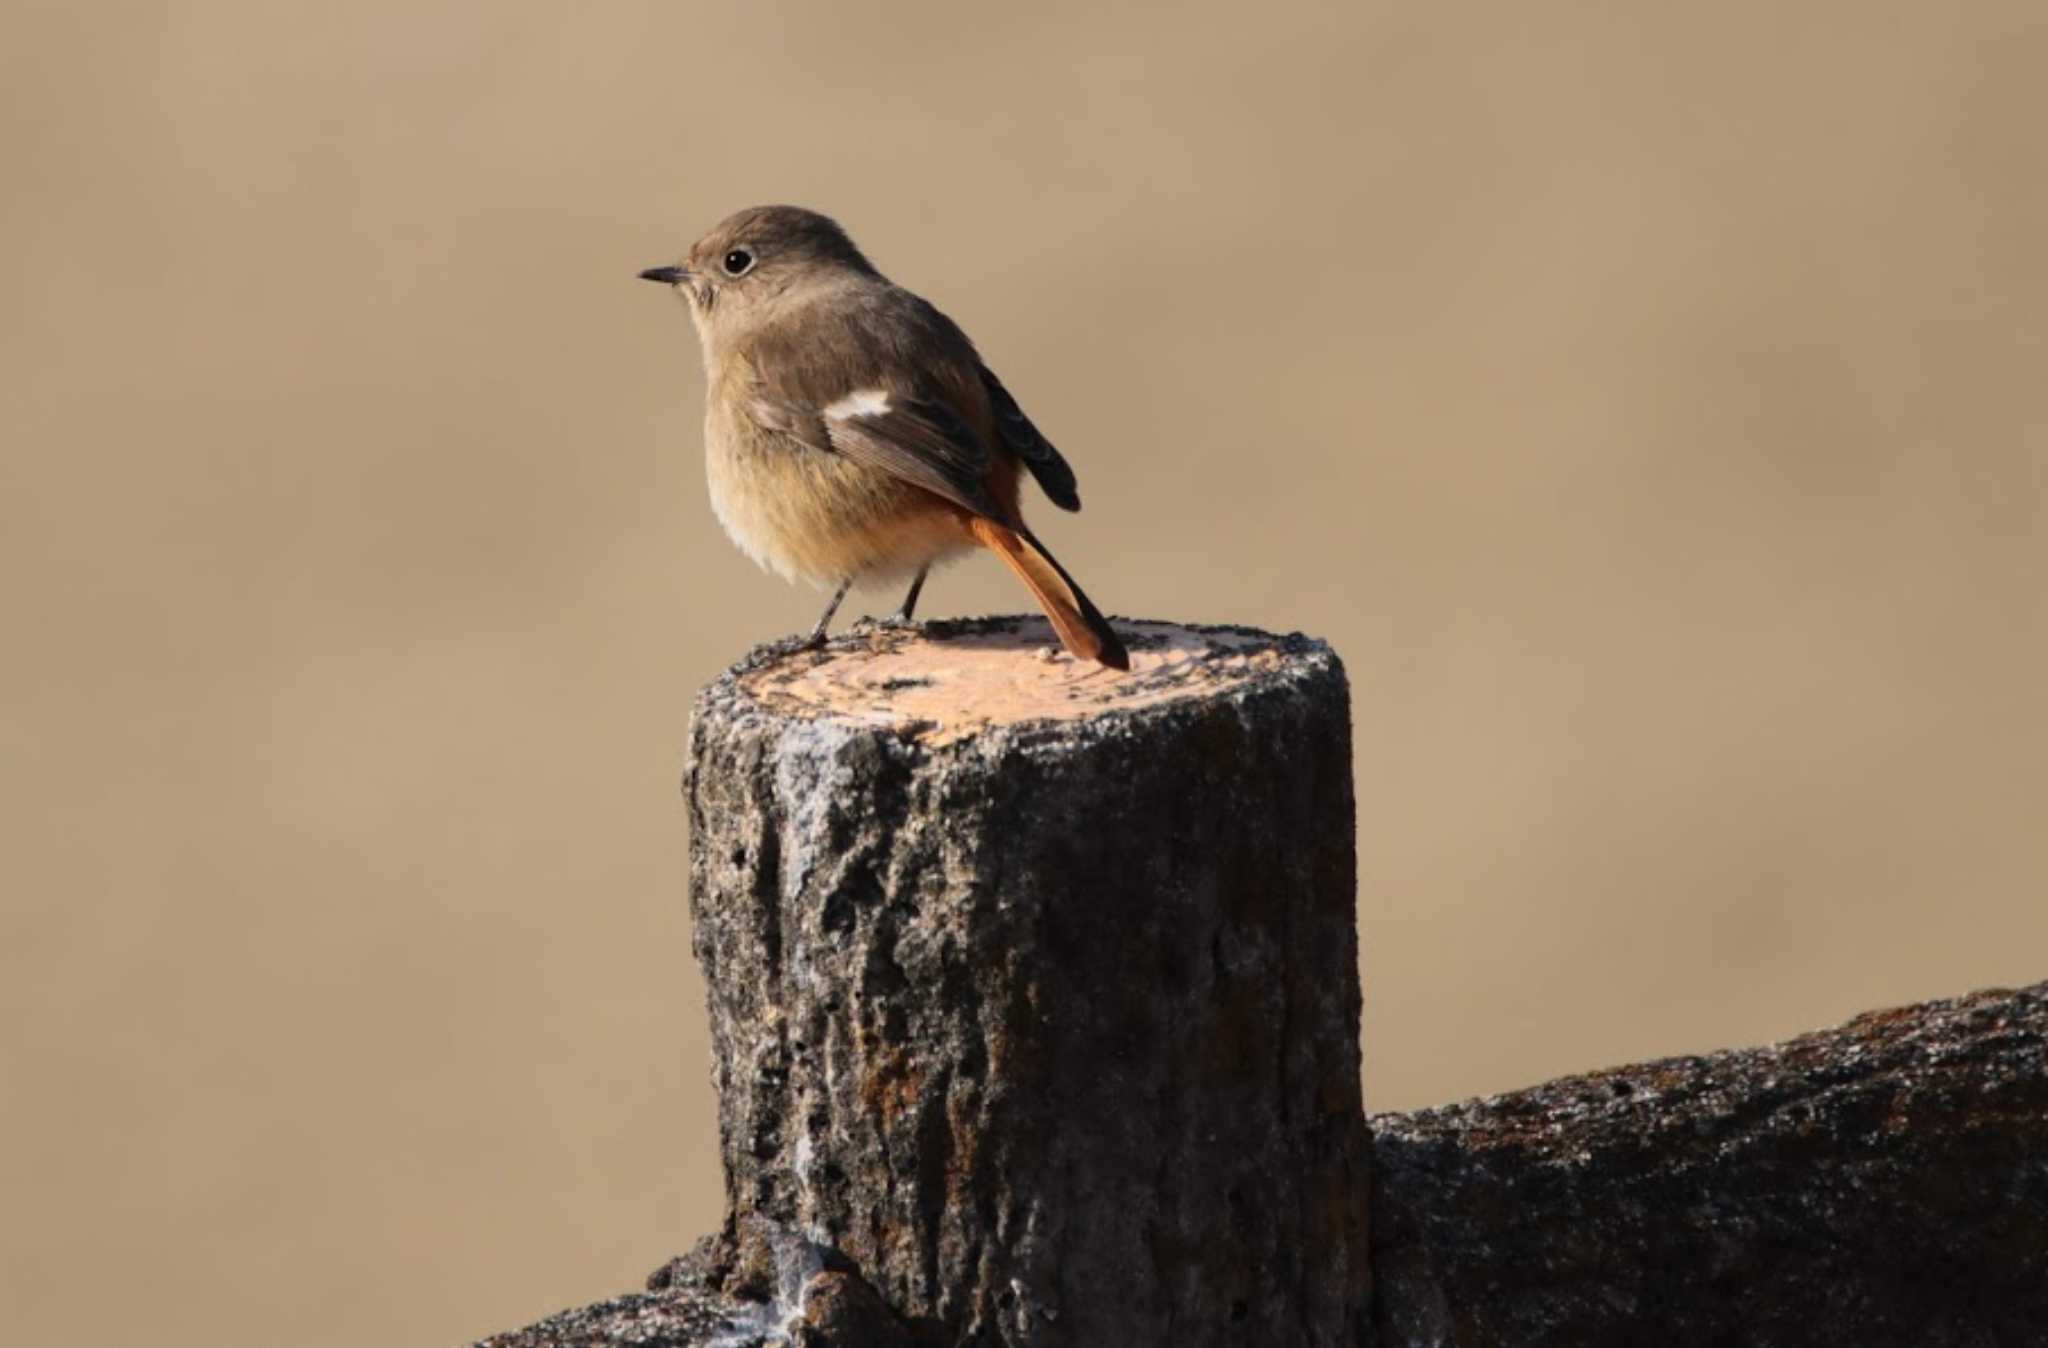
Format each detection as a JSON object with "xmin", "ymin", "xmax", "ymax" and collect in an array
[{"xmin": 705, "ymin": 426, "xmax": 971, "ymax": 589}]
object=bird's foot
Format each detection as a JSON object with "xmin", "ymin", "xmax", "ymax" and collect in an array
[{"xmin": 860, "ymin": 612, "xmax": 921, "ymax": 632}]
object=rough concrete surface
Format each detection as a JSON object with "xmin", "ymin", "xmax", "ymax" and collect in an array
[
  {"xmin": 474, "ymin": 1218, "xmax": 908, "ymax": 1348},
  {"xmin": 469, "ymin": 624, "xmax": 2047, "ymax": 1348},
  {"xmin": 685, "ymin": 618, "xmax": 1369, "ymax": 1346},
  {"xmin": 475, "ymin": 979, "xmax": 2048, "ymax": 1347},
  {"xmin": 1371, "ymin": 980, "xmax": 2048, "ymax": 1347}
]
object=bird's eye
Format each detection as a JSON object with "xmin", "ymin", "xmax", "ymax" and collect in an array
[{"xmin": 722, "ymin": 248, "xmax": 755, "ymax": 276}]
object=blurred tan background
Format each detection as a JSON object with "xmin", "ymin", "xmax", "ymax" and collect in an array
[{"xmin": 4, "ymin": 1, "xmax": 2044, "ymax": 1343}]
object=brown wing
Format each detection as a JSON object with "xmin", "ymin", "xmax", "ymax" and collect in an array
[
  {"xmin": 980, "ymin": 365, "xmax": 1080, "ymax": 512},
  {"xmin": 742, "ymin": 289, "xmax": 1005, "ymax": 518}
]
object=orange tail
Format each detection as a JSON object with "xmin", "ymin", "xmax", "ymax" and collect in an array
[{"xmin": 968, "ymin": 518, "xmax": 1130, "ymax": 671}]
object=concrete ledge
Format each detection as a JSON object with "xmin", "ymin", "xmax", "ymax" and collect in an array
[{"xmin": 1371, "ymin": 980, "xmax": 2048, "ymax": 1346}]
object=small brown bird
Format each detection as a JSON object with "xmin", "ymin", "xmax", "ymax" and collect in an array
[{"xmin": 640, "ymin": 205, "xmax": 1129, "ymax": 670}]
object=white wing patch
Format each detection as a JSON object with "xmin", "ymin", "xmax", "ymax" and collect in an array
[{"xmin": 824, "ymin": 388, "xmax": 891, "ymax": 421}]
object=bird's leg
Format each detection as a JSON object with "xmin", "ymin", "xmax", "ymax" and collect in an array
[
  {"xmin": 890, "ymin": 566, "xmax": 929, "ymax": 625},
  {"xmin": 806, "ymin": 578, "xmax": 853, "ymax": 647}
]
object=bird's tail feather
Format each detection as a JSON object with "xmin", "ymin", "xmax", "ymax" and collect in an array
[{"xmin": 967, "ymin": 519, "xmax": 1130, "ymax": 671}]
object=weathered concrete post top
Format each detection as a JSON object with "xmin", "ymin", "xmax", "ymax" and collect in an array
[
  {"xmin": 683, "ymin": 614, "xmax": 1369, "ymax": 1345},
  {"xmin": 473, "ymin": 614, "xmax": 2048, "ymax": 1348}
]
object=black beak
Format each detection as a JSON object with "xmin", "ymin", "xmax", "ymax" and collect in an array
[{"xmin": 639, "ymin": 266, "xmax": 688, "ymax": 285}]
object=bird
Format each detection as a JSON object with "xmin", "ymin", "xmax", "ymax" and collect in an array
[{"xmin": 639, "ymin": 205, "xmax": 1130, "ymax": 671}]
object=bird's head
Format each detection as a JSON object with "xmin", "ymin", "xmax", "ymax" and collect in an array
[{"xmin": 640, "ymin": 205, "xmax": 876, "ymax": 339}]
